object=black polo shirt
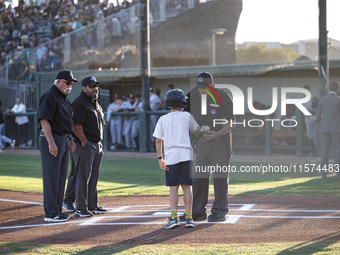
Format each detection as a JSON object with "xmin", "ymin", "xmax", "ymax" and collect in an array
[
  {"xmin": 185, "ymin": 88, "xmax": 234, "ymax": 132},
  {"xmin": 185, "ymin": 87, "xmax": 235, "ymax": 157},
  {"xmin": 37, "ymin": 85, "xmax": 73, "ymax": 134},
  {"xmin": 72, "ymin": 91, "xmax": 105, "ymax": 143}
]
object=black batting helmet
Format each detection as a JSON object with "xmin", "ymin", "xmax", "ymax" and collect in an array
[{"xmin": 165, "ymin": 89, "xmax": 188, "ymax": 108}]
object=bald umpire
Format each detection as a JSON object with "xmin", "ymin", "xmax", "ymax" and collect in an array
[
  {"xmin": 37, "ymin": 70, "xmax": 78, "ymax": 222},
  {"xmin": 73, "ymin": 76, "xmax": 107, "ymax": 217}
]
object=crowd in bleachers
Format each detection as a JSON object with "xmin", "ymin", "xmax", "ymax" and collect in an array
[{"xmin": 0, "ymin": 0, "xmax": 141, "ymax": 79}]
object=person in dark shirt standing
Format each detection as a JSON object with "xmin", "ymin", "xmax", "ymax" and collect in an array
[
  {"xmin": 72, "ymin": 76, "xmax": 107, "ymax": 218},
  {"xmin": 37, "ymin": 70, "xmax": 78, "ymax": 222},
  {"xmin": 180, "ymin": 72, "xmax": 235, "ymax": 222}
]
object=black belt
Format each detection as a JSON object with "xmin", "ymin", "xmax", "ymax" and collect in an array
[
  {"xmin": 53, "ymin": 132, "xmax": 69, "ymax": 139},
  {"xmin": 40, "ymin": 131, "xmax": 69, "ymax": 139}
]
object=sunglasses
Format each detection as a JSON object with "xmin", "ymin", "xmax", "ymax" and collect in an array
[
  {"xmin": 61, "ymin": 80, "xmax": 73, "ymax": 86},
  {"xmin": 88, "ymin": 85, "xmax": 98, "ymax": 89}
]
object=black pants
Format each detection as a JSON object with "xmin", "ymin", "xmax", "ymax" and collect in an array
[
  {"xmin": 63, "ymin": 151, "xmax": 77, "ymax": 205},
  {"xmin": 40, "ymin": 133, "xmax": 69, "ymax": 218},
  {"xmin": 192, "ymin": 137, "xmax": 230, "ymax": 217},
  {"xmin": 73, "ymin": 141, "xmax": 103, "ymax": 210}
]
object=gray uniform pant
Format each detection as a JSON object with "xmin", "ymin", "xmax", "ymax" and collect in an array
[
  {"xmin": 123, "ymin": 118, "xmax": 133, "ymax": 148},
  {"xmin": 149, "ymin": 115, "xmax": 159, "ymax": 143},
  {"xmin": 320, "ymin": 132, "xmax": 340, "ymax": 177},
  {"xmin": 192, "ymin": 137, "xmax": 230, "ymax": 217},
  {"xmin": 74, "ymin": 141, "xmax": 103, "ymax": 210},
  {"xmin": 40, "ymin": 133, "xmax": 69, "ymax": 218},
  {"xmin": 63, "ymin": 151, "xmax": 76, "ymax": 205},
  {"xmin": 110, "ymin": 118, "xmax": 122, "ymax": 144}
]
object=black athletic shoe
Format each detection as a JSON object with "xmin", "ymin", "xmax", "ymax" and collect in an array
[
  {"xmin": 179, "ymin": 213, "xmax": 207, "ymax": 221},
  {"xmin": 207, "ymin": 213, "xmax": 226, "ymax": 222},
  {"xmin": 62, "ymin": 203, "xmax": 76, "ymax": 212},
  {"xmin": 90, "ymin": 206, "xmax": 107, "ymax": 215},
  {"xmin": 74, "ymin": 209, "xmax": 93, "ymax": 218},
  {"xmin": 44, "ymin": 213, "xmax": 70, "ymax": 222}
]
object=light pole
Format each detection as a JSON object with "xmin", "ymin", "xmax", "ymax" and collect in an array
[{"xmin": 212, "ymin": 28, "xmax": 227, "ymax": 66}]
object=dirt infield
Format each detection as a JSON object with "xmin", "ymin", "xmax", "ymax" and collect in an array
[{"xmin": 1, "ymin": 191, "xmax": 340, "ymax": 247}]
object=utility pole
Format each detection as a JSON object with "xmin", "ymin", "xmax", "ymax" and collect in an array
[
  {"xmin": 318, "ymin": 0, "xmax": 328, "ymax": 98},
  {"xmin": 140, "ymin": 0, "xmax": 150, "ymax": 151}
]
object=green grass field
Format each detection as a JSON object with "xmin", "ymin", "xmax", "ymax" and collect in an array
[
  {"xmin": 0, "ymin": 154, "xmax": 339, "ymax": 197},
  {"xmin": 1, "ymin": 242, "xmax": 340, "ymax": 255},
  {"xmin": 1, "ymin": 153, "xmax": 340, "ymax": 255}
]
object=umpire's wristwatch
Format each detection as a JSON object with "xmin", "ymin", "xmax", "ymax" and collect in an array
[{"xmin": 157, "ymin": 156, "xmax": 163, "ymax": 159}]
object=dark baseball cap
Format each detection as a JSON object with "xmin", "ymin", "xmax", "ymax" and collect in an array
[
  {"xmin": 128, "ymin": 93, "xmax": 134, "ymax": 98},
  {"xmin": 56, "ymin": 70, "xmax": 78, "ymax": 83},
  {"xmin": 196, "ymin": 72, "xmax": 214, "ymax": 87},
  {"xmin": 82, "ymin": 76, "xmax": 101, "ymax": 87}
]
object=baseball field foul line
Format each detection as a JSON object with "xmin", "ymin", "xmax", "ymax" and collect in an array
[{"xmin": 2, "ymin": 199, "xmax": 340, "ymax": 230}]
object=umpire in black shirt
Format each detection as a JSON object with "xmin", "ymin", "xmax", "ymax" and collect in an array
[
  {"xmin": 181, "ymin": 72, "xmax": 235, "ymax": 222},
  {"xmin": 37, "ymin": 70, "xmax": 78, "ymax": 222},
  {"xmin": 73, "ymin": 76, "xmax": 107, "ymax": 217}
]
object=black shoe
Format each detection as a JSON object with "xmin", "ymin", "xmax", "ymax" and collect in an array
[
  {"xmin": 44, "ymin": 213, "xmax": 70, "ymax": 222},
  {"xmin": 62, "ymin": 203, "xmax": 76, "ymax": 212},
  {"xmin": 208, "ymin": 213, "xmax": 226, "ymax": 222},
  {"xmin": 179, "ymin": 213, "xmax": 207, "ymax": 221},
  {"xmin": 89, "ymin": 206, "xmax": 107, "ymax": 215},
  {"xmin": 74, "ymin": 209, "xmax": 93, "ymax": 218},
  {"xmin": 179, "ymin": 213, "xmax": 186, "ymax": 221}
]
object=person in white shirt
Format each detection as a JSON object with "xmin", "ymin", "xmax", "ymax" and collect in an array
[
  {"xmin": 106, "ymin": 96, "xmax": 123, "ymax": 150},
  {"xmin": 6, "ymin": 98, "xmax": 29, "ymax": 147},
  {"xmin": 123, "ymin": 94, "xmax": 138, "ymax": 150},
  {"xmin": 149, "ymin": 87, "xmax": 162, "ymax": 151},
  {"xmin": 153, "ymin": 89, "xmax": 200, "ymax": 229}
]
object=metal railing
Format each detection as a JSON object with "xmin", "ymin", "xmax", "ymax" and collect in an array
[
  {"xmin": 2, "ymin": 109, "xmax": 311, "ymax": 155},
  {"xmin": 0, "ymin": 81, "xmax": 36, "ymax": 111}
]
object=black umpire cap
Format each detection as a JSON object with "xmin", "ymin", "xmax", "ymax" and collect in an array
[
  {"xmin": 196, "ymin": 72, "xmax": 214, "ymax": 86},
  {"xmin": 82, "ymin": 76, "xmax": 101, "ymax": 87},
  {"xmin": 56, "ymin": 70, "xmax": 78, "ymax": 83}
]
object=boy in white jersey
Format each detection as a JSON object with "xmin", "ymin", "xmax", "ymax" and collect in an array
[{"xmin": 153, "ymin": 89, "xmax": 200, "ymax": 229}]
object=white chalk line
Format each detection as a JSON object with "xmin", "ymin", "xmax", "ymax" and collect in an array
[
  {"xmin": 2, "ymin": 198, "xmax": 340, "ymax": 230},
  {"xmin": 0, "ymin": 198, "xmax": 43, "ymax": 206}
]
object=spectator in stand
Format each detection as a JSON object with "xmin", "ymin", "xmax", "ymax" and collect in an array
[
  {"xmin": 48, "ymin": 2, "xmax": 58, "ymax": 23},
  {"xmin": 0, "ymin": 33, "xmax": 6, "ymax": 46},
  {"xmin": 29, "ymin": 33, "xmax": 37, "ymax": 48},
  {"xmin": 28, "ymin": 65, "xmax": 35, "ymax": 83},
  {"xmin": 86, "ymin": 3, "xmax": 95, "ymax": 16},
  {"xmin": 20, "ymin": 35, "xmax": 30, "ymax": 49},
  {"xmin": 47, "ymin": 43, "xmax": 63, "ymax": 70},
  {"xmin": 3, "ymin": 29, "xmax": 11, "ymax": 42},
  {"xmin": 17, "ymin": 58, "xmax": 29, "ymax": 82},
  {"xmin": 35, "ymin": 41, "xmax": 48, "ymax": 71},
  {"xmin": 111, "ymin": 17, "xmax": 121, "ymax": 38},
  {"xmin": 6, "ymin": 98, "xmax": 30, "ymax": 148},
  {"xmin": 22, "ymin": 23, "xmax": 35, "ymax": 35},
  {"xmin": 8, "ymin": 55, "xmax": 21, "ymax": 80},
  {"xmin": 0, "ymin": 51, "xmax": 7, "ymax": 66},
  {"xmin": 5, "ymin": 39, "xmax": 17, "ymax": 56},
  {"xmin": 95, "ymin": 4, "xmax": 104, "ymax": 19},
  {"xmin": 57, "ymin": 19, "xmax": 72, "ymax": 37}
]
